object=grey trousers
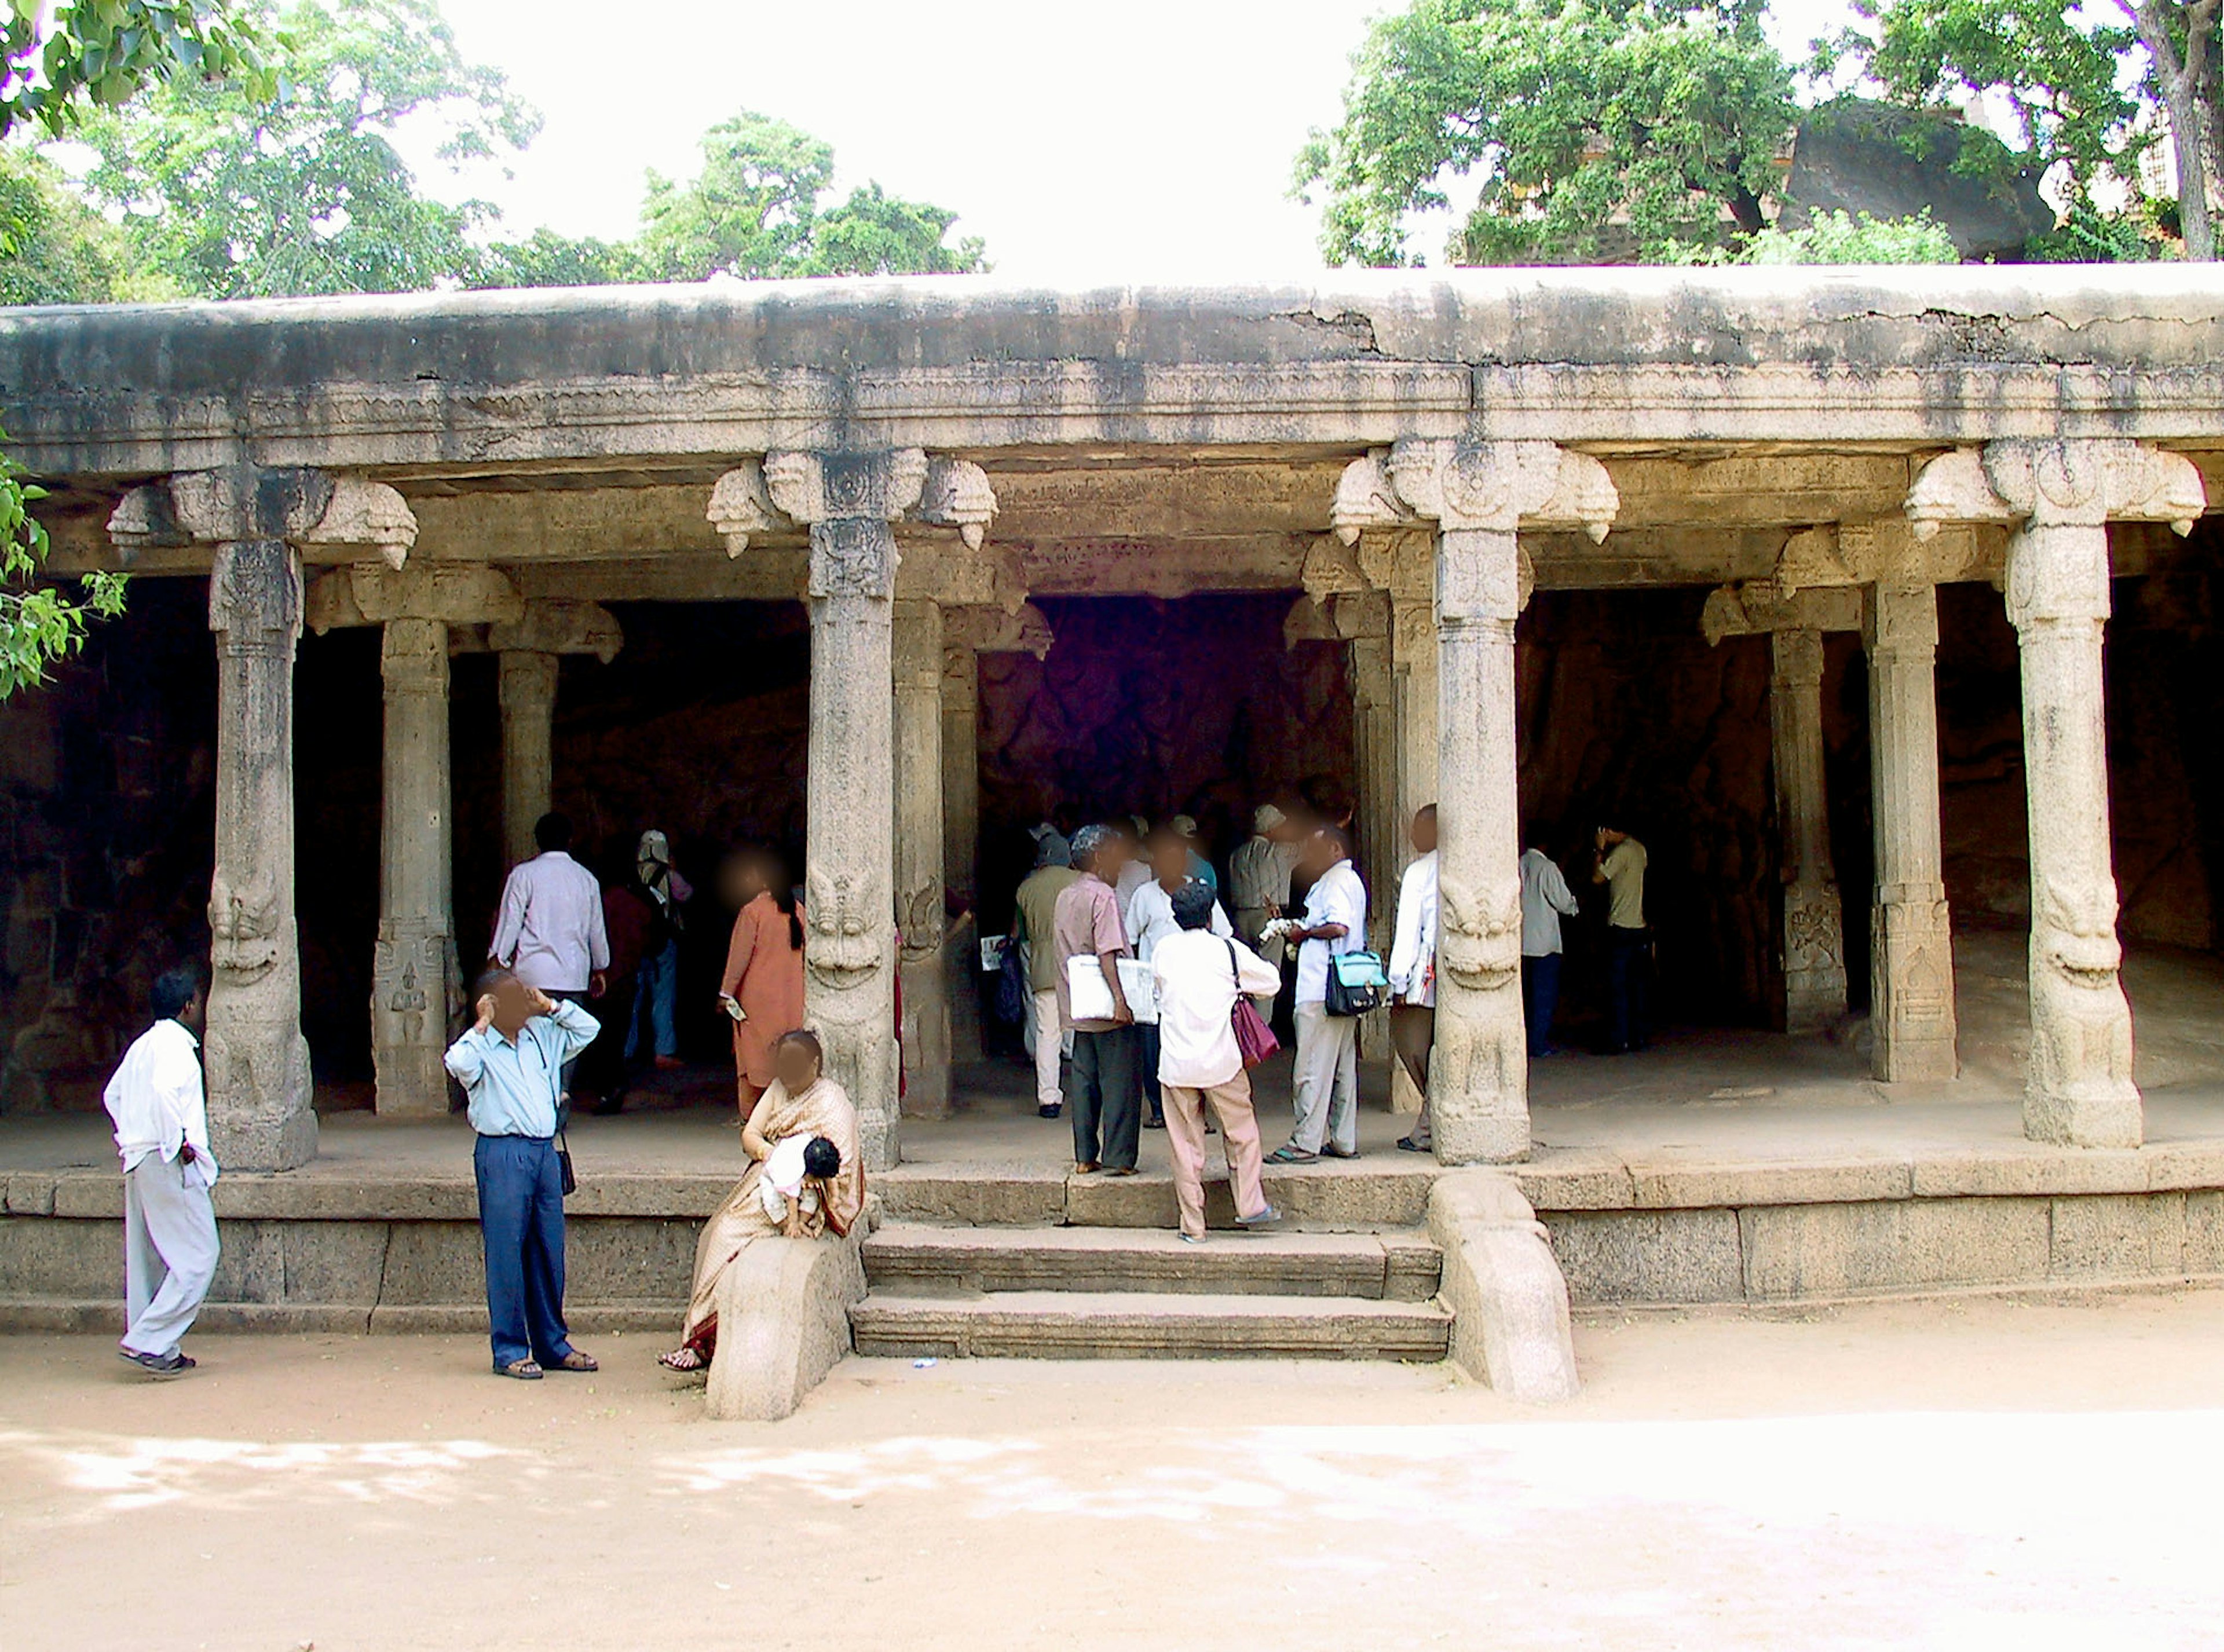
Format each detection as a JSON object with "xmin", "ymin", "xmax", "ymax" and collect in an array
[
  {"xmin": 1289, "ymin": 1002, "xmax": 1360, "ymax": 1155},
  {"xmin": 122, "ymin": 1153, "xmax": 220, "ymax": 1358}
]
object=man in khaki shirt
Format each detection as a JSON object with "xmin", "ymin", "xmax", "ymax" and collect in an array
[
  {"xmin": 1593, "ymin": 823, "xmax": 1650, "ymax": 1053},
  {"xmin": 1013, "ymin": 850, "xmax": 1081, "ymax": 1118}
]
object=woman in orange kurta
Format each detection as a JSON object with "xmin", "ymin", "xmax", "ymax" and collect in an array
[{"xmin": 719, "ymin": 849, "xmax": 807, "ymax": 1112}]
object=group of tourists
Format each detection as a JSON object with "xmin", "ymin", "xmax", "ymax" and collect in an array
[{"xmin": 94, "ymin": 792, "xmax": 1651, "ymax": 1381}]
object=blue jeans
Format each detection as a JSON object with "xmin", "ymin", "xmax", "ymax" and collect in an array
[
  {"xmin": 1523, "ymin": 953, "xmax": 1563, "ymax": 1056},
  {"xmin": 473, "ymin": 1134, "xmax": 574, "ymax": 1370},
  {"xmin": 1606, "ymin": 929, "xmax": 1651, "ymax": 1052},
  {"xmin": 626, "ymin": 939, "xmax": 680, "ymax": 1061}
]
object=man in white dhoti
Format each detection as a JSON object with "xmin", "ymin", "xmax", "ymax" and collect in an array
[{"xmin": 102, "ymin": 966, "xmax": 220, "ymax": 1377}]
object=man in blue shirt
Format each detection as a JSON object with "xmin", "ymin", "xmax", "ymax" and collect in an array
[{"xmin": 445, "ymin": 968, "xmax": 601, "ymax": 1380}]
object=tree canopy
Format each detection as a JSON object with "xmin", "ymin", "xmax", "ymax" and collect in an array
[
  {"xmin": 631, "ymin": 112, "xmax": 986, "ymax": 282},
  {"xmin": 1296, "ymin": 0, "xmax": 1798, "ymax": 265},
  {"xmin": 1817, "ymin": 0, "xmax": 2216, "ymax": 259},
  {"xmin": 75, "ymin": 0, "xmax": 536, "ymax": 298}
]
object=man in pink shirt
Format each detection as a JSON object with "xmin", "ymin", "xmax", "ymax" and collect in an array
[{"xmin": 1052, "ymin": 824, "xmax": 1140, "ymax": 1175}]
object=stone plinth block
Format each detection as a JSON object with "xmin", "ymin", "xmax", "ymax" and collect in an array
[
  {"xmin": 703, "ymin": 1230, "xmax": 867, "ymax": 1422},
  {"xmin": 1428, "ymin": 1170, "xmax": 1579, "ymax": 1402}
]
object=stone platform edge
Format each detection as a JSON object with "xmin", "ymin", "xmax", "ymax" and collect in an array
[{"xmin": 10, "ymin": 1139, "xmax": 2224, "ymax": 1223}]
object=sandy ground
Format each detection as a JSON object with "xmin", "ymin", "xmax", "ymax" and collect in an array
[{"xmin": 6, "ymin": 1291, "xmax": 2224, "ymax": 1651}]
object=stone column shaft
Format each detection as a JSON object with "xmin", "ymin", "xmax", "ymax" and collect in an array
[
  {"xmin": 206, "ymin": 539, "xmax": 317, "ymax": 1170},
  {"xmin": 1769, "ymin": 627, "xmax": 1848, "ymax": 1032},
  {"xmin": 1350, "ymin": 628, "xmax": 1401, "ymax": 1074},
  {"xmin": 1865, "ymin": 582, "xmax": 1958, "ymax": 1082},
  {"xmin": 498, "ymin": 650, "xmax": 558, "ymax": 870},
  {"xmin": 2006, "ymin": 519, "xmax": 2139, "ymax": 1146},
  {"xmin": 941, "ymin": 644, "xmax": 983, "ymax": 1064},
  {"xmin": 374, "ymin": 617, "xmax": 456, "ymax": 1117},
  {"xmin": 1431, "ymin": 524, "xmax": 1530, "ymax": 1163},
  {"xmin": 893, "ymin": 595, "xmax": 952, "ymax": 1118},
  {"xmin": 1391, "ymin": 593, "xmax": 1440, "ymax": 845}
]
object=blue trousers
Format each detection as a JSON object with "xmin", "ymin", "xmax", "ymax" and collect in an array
[
  {"xmin": 1523, "ymin": 952, "xmax": 1564, "ymax": 1056},
  {"xmin": 626, "ymin": 939, "xmax": 681, "ymax": 1061},
  {"xmin": 473, "ymin": 1134, "xmax": 574, "ymax": 1370}
]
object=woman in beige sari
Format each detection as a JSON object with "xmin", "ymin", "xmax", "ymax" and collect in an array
[{"xmin": 659, "ymin": 1029, "xmax": 865, "ymax": 1372}]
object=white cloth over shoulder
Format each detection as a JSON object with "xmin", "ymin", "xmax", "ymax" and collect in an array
[
  {"xmin": 1387, "ymin": 851, "xmax": 1440, "ymax": 1007},
  {"xmin": 103, "ymin": 1018, "xmax": 216, "ymax": 1182}
]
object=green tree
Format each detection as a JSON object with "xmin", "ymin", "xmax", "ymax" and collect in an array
[
  {"xmin": 1296, "ymin": 0, "xmax": 1797, "ymax": 265},
  {"xmin": 2, "ymin": 0, "xmax": 266, "ymax": 139},
  {"xmin": 1818, "ymin": 0, "xmax": 2216, "ymax": 258},
  {"xmin": 2, "ymin": 0, "xmax": 266, "ymax": 699},
  {"xmin": 0, "ymin": 145, "xmax": 178, "ymax": 304},
  {"xmin": 634, "ymin": 110, "xmax": 986, "ymax": 281},
  {"xmin": 75, "ymin": 0, "xmax": 537, "ymax": 297}
]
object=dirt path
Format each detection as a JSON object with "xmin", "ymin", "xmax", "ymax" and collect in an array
[{"xmin": 6, "ymin": 1291, "xmax": 2224, "ymax": 1650}]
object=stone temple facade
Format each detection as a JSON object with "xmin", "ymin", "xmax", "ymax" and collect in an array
[{"xmin": 0, "ymin": 268, "xmax": 2216, "ymax": 1174}]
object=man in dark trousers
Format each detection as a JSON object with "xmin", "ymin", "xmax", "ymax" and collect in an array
[{"xmin": 444, "ymin": 968, "xmax": 601, "ymax": 1380}]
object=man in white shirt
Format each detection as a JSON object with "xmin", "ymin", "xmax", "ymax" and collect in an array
[
  {"xmin": 1521, "ymin": 835, "xmax": 1582, "ymax": 1057},
  {"xmin": 1124, "ymin": 831, "xmax": 1234, "ymax": 1131},
  {"xmin": 1150, "ymin": 882, "xmax": 1283, "ymax": 1242},
  {"xmin": 1228, "ymin": 803, "xmax": 1301, "ymax": 946},
  {"xmin": 490, "ymin": 812, "xmax": 609, "ymax": 1098},
  {"xmin": 1388, "ymin": 806, "xmax": 1440, "ymax": 1154},
  {"xmin": 102, "ymin": 966, "xmax": 219, "ymax": 1376},
  {"xmin": 1271, "ymin": 825, "xmax": 1368, "ymax": 1164}
]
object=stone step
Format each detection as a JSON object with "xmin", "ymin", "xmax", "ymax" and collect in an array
[
  {"xmin": 849, "ymin": 1290, "xmax": 1453, "ymax": 1361},
  {"xmin": 864, "ymin": 1223, "xmax": 1443, "ymax": 1300}
]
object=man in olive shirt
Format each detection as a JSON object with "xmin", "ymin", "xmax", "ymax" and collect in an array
[
  {"xmin": 1013, "ymin": 845, "xmax": 1081, "ymax": 1118},
  {"xmin": 1593, "ymin": 821, "xmax": 1650, "ymax": 1054}
]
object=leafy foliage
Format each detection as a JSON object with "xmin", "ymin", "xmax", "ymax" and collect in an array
[
  {"xmin": 75, "ymin": 0, "xmax": 537, "ymax": 298},
  {"xmin": 1736, "ymin": 207, "xmax": 1962, "ymax": 261},
  {"xmin": 1294, "ymin": 0, "xmax": 1797, "ymax": 265},
  {"xmin": 0, "ymin": 144, "xmax": 177, "ymax": 303},
  {"xmin": 1819, "ymin": 0, "xmax": 2220, "ymax": 259},
  {"xmin": 0, "ymin": 458, "xmax": 126, "ymax": 697},
  {"xmin": 1, "ymin": 0, "xmax": 268, "ymax": 139},
  {"xmin": 633, "ymin": 112, "xmax": 986, "ymax": 282}
]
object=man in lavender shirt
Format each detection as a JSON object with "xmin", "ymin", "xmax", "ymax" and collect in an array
[{"xmin": 490, "ymin": 812, "xmax": 609, "ymax": 1103}]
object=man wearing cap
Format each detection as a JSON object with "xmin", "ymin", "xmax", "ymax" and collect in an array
[
  {"xmin": 1168, "ymin": 813, "xmax": 1220, "ymax": 900},
  {"xmin": 1228, "ymin": 804, "xmax": 1301, "ymax": 948}
]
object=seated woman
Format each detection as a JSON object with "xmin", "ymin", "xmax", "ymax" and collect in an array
[{"xmin": 658, "ymin": 1029, "xmax": 865, "ymax": 1373}]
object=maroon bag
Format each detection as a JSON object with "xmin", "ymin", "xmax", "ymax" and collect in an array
[{"xmin": 1226, "ymin": 940, "xmax": 1281, "ymax": 1068}]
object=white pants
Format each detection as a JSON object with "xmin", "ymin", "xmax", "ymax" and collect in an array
[
  {"xmin": 758, "ymin": 1178, "xmax": 822, "ymax": 1225},
  {"xmin": 1027, "ymin": 988, "xmax": 1070, "ymax": 1110},
  {"xmin": 122, "ymin": 1153, "xmax": 220, "ymax": 1358},
  {"xmin": 1289, "ymin": 1002, "xmax": 1359, "ymax": 1156}
]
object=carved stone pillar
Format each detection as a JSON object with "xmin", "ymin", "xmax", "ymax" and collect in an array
[
  {"xmin": 712, "ymin": 452, "xmax": 995, "ymax": 1171},
  {"xmin": 1865, "ymin": 580, "xmax": 1958, "ymax": 1082},
  {"xmin": 1907, "ymin": 440, "xmax": 2206, "ymax": 1147},
  {"xmin": 1337, "ymin": 440, "xmax": 1616, "ymax": 1164},
  {"xmin": 939, "ymin": 602, "xmax": 1051, "ymax": 1067},
  {"xmin": 111, "ymin": 467, "xmax": 419, "ymax": 1171},
  {"xmin": 375, "ymin": 618, "xmax": 455, "ymax": 1116},
  {"xmin": 1769, "ymin": 627, "xmax": 1848, "ymax": 1032},
  {"xmin": 498, "ymin": 650, "xmax": 558, "ymax": 871},
  {"xmin": 892, "ymin": 593, "xmax": 952, "ymax": 1117},
  {"xmin": 939, "ymin": 635, "xmax": 983, "ymax": 1065},
  {"xmin": 1390, "ymin": 583, "xmax": 1440, "ymax": 847}
]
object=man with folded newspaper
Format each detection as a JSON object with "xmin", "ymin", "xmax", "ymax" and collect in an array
[{"xmin": 1052, "ymin": 824, "xmax": 1143, "ymax": 1175}]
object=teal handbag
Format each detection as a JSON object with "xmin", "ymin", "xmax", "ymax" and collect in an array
[{"xmin": 1325, "ymin": 948, "xmax": 1391, "ymax": 1017}]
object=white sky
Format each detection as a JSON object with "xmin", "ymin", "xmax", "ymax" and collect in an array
[{"xmin": 430, "ymin": 0, "xmax": 1857, "ymax": 282}]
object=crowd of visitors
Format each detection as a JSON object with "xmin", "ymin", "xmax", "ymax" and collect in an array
[{"xmin": 99, "ymin": 788, "xmax": 1651, "ymax": 1382}]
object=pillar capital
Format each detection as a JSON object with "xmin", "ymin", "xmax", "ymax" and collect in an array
[
  {"xmin": 472, "ymin": 599, "xmax": 624, "ymax": 663},
  {"xmin": 942, "ymin": 600, "xmax": 1053, "ymax": 668},
  {"xmin": 110, "ymin": 465, "xmax": 417, "ymax": 569},
  {"xmin": 1906, "ymin": 440, "xmax": 2205, "ymax": 536},
  {"xmin": 1702, "ymin": 581, "xmax": 1862, "ymax": 647},
  {"xmin": 711, "ymin": 452, "xmax": 996, "ymax": 602},
  {"xmin": 1335, "ymin": 440, "xmax": 1617, "ymax": 542},
  {"xmin": 305, "ymin": 563, "xmax": 524, "ymax": 634},
  {"xmin": 208, "ymin": 539, "xmax": 304, "ymax": 656}
]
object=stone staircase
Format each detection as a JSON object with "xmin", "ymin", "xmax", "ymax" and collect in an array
[{"xmin": 849, "ymin": 1224, "xmax": 1453, "ymax": 1361}]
